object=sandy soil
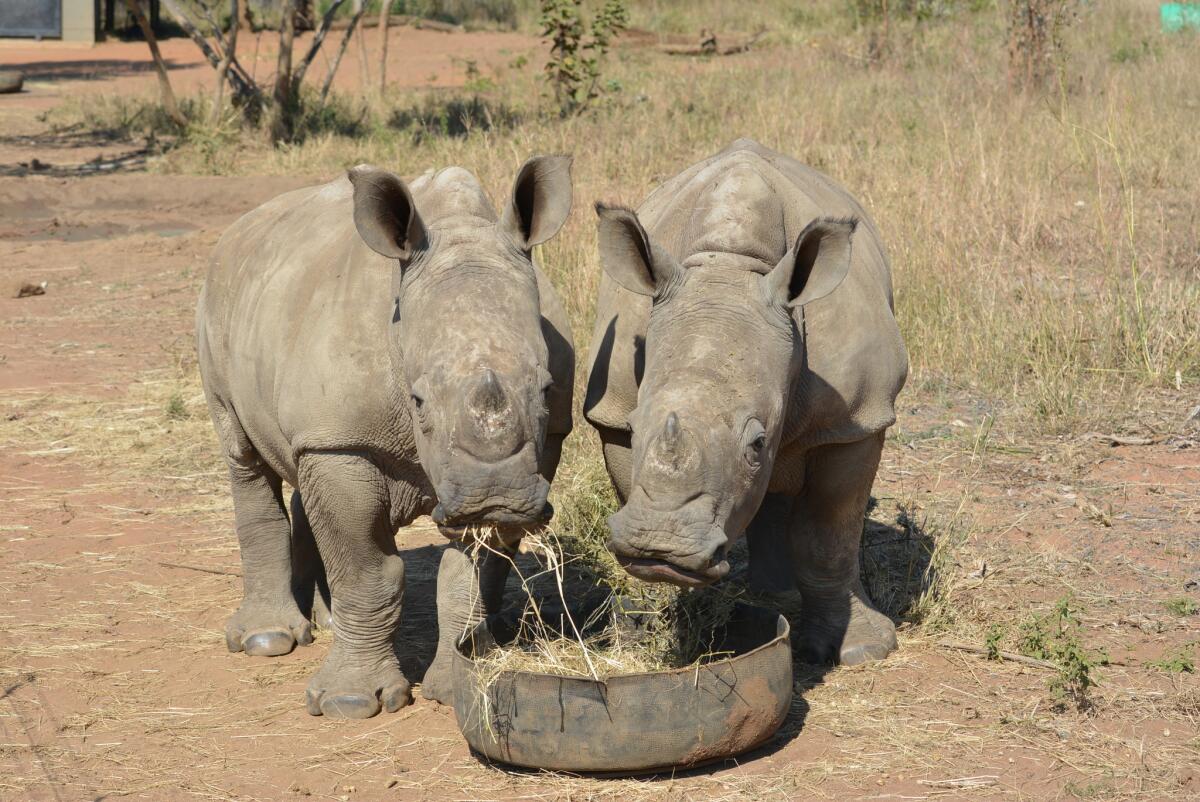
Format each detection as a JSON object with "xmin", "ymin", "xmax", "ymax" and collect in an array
[
  {"xmin": 1, "ymin": 31, "xmax": 1198, "ymax": 802},
  {"xmin": 0, "ymin": 25, "xmax": 539, "ymax": 113}
]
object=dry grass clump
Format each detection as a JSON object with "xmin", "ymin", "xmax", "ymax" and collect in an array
[
  {"xmin": 0, "ymin": 366, "xmax": 225, "ymax": 508},
  {"xmin": 467, "ymin": 530, "xmax": 743, "ymax": 682}
]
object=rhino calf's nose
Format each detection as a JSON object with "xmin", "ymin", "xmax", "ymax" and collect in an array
[
  {"xmin": 471, "ymin": 369, "xmax": 508, "ymax": 417},
  {"xmin": 462, "ymin": 368, "xmax": 522, "ymax": 460}
]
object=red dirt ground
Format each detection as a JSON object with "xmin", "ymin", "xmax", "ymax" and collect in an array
[
  {"xmin": 0, "ymin": 25, "xmax": 539, "ymax": 113},
  {"xmin": 1, "ymin": 30, "xmax": 1198, "ymax": 802}
]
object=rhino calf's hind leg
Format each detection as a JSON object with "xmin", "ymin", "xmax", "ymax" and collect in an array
[
  {"xmin": 790, "ymin": 433, "xmax": 897, "ymax": 666},
  {"xmin": 224, "ymin": 462, "xmax": 314, "ymax": 657},
  {"xmin": 421, "ymin": 544, "xmax": 514, "ymax": 705},
  {"xmin": 298, "ymin": 452, "xmax": 412, "ymax": 719},
  {"xmin": 290, "ymin": 491, "xmax": 333, "ymax": 631}
]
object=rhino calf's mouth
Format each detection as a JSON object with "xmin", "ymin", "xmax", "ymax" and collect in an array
[
  {"xmin": 615, "ymin": 555, "xmax": 731, "ymax": 587},
  {"xmin": 432, "ymin": 501, "xmax": 554, "ymax": 544}
]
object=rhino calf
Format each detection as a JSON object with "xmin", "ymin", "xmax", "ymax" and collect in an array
[
  {"xmin": 197, "ymin": 156, "xmax": 574, "ymax": 717},
  {"xmin": 585, "ymin": 139, "xmax": 907, "ymax": 665}
]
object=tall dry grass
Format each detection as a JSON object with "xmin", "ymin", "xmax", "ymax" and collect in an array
[
  {"xmin": 100, "ymin": 0, "xmax": 1195, "ymax": 431},
  {"xmin": 50, "ymin": 0, "xmax": 1199, "ymax": 626}
]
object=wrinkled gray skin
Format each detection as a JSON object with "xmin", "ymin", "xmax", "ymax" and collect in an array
[
  {"xmin": 197, "ymin": 156, "xmax": 574, "ymax": 717},
  {"xmin": 585, "ymin": 139, "xmax": 908, "ymax": 665}
]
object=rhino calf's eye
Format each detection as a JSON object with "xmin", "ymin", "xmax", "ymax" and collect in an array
[{"xmin": 744, "ymin": 430, "xmax": 767, "ymax": 466}]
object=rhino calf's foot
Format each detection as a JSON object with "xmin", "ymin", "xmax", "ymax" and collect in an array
[
  {"xmin": 838, "ymin": 594, "xmax": 897, "ymax": 665},
  {"xmin": 225, "ymin": 599, "xmax": 313, "ymax": 657},
  {"xmin": 797, "ymin": 585, "xmax": 896, "ymax": 666},
  {"xmin": 419, "ymin": 657, "xmax": 454, "ymax": 706},
  {"xmin": 306, "ymin": 650, "xmax": 412, "ymax": 718}
]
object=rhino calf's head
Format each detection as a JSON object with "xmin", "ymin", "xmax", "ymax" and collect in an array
[
  {"xmin": 596, "ymin": 204, "xmax": 855, "ymax": 586},
  {"xmin": 348, "ymin": 156, "xmax": 573, "ymax": 541}
]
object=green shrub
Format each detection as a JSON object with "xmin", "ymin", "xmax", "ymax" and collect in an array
[{"xmin": 540, "ymin": 0, "xmax": 628, "ymax": 116}]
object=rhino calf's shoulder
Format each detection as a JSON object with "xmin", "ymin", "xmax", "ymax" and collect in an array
[
  {"xmin": 197, "ymin": 157, "xmax": 574, "ymax": 717},
  {"xmin": 585, "ymin": 139, "xmax": 907, "ymax": 665}
]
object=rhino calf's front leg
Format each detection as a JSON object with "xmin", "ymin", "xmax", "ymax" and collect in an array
[
  {"xmin": 421, "ymin": 542, "xmax": 515, "ymax": 705},
  {"xmin": 791, "ymin": 433, "xmax": 897, "ymax": 666},
  {"xmin": 297, "ymin": 452, "xmax": 413, "ymax": 718}
]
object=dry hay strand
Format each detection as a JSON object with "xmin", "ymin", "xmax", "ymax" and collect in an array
[{"xmin": 464, "ymin": 530, "xmax": 743, "ymax": 686}]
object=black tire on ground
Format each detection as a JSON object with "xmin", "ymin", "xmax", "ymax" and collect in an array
[{"xmin": 0, "ymin": 71, "xmax": 26, "ymax": 95}]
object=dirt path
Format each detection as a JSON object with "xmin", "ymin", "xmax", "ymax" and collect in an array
[{"xmin": 0, "ymin": 26, "xmax": 539, "ymax": 114}]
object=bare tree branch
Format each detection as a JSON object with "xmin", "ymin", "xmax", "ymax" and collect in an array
[
  {"xmin": 378, "ymin": 1, "xmax": 391, "ymax": 94},
  {"xmin": 123, "ymin": 0, "xmax": 187, "ymax": 127},
  {"xmin": 196, "ymin": 0, "xmax": 228, "ymax": 50},
  {"xmin": 293, "ymin": 0, "xmax": 348, "ymax": 88},
  {"xmin": 159, "ymin": 0, "xmax": 259, "ymax": 105},
  {"xmin": 271, "ymin": 0, "xmax": 298, "ymax": 142},
  {"xmin": 355, "ymin": 0, "xmax": 371, "ymax": 90},
  {"xmin": 321, "ymin": 5, "xmax": 367, "ymax": 104}
]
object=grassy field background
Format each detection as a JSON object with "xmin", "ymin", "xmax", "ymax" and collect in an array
[{"xmin": 66, "ymin": 0, "xmax": 1198, "ymax": 427}]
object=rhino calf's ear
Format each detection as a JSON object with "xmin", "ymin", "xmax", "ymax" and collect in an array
[
  {"xmin": 595, "ymin": 203, "xmax": 680, "ymax": 297},
  {"xmin": 766, "ymin": 217, "xmax": 855, "ymax": 308},
  {"xmin": 348, "ymin": 165, "xmax": 428, "ymax": 261},
  {"xmin": 501, "ymin": 155, "xmax": 573, "ymax": 250}
]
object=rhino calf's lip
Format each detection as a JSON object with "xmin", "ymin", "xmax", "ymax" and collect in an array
[
  {"xmin": 433, "ymin": 501, "xmax": 554, "ymax": 543},
  {"xmin": 615, "ymin": 555, "xmax": 731, "ymax": 587}
]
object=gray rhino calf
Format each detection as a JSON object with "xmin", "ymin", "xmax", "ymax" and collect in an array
[
  {"xmin": 585, "ymin": 139, "xmax": 907, "ymax": 665},
  {"xmin": 197, "ymin": 157, "xmax": 574, "ymax": 717}
]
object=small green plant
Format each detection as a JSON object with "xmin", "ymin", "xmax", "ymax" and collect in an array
[
  {"xmin": 984, "ymin": 624, "xmax": 1006, "ymax": 660},
  {"xmin": 460, "ymin": 59, "xmax": 496, "ymax": 93},
  {"xmin": 1018, "ymin": 596, "xmax": 1106, "ymax": 711},
  {"xmin": 539, "ymin": 0, "xmax": 628, "ymax": 116},
  {"xmin": 1147, "ymin": 643, "xmax": 1197, "ymax": 674},
  {"xmin": 1164, "ymin": 598, "xmax": 1199, "ymax": 617},
  {"xmin": 1064, "ymin": 780, "xmax": 1117, "ymax": 799},
  {"xmin": 165, "ymin": 392, "xmax": 188, "ymax": 421},
  {"xmin": 1112, "ymin": 39, "xmax": 1153, "ymax": 65}
]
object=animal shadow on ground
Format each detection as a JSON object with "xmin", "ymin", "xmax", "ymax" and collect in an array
[
  {"xmin": 11, "ymin": 59, "xmax": 196, "ymax": 83},
  {"xmin": 388, "ymin": 541, "xmax": 566, "ymax": 684},
  {"xmin": 393, "ymin": 543, "xmax": 449, "ymax": 683},
  {"xmin": 858, "ymin": 495, "xmax": 942, "ymax": 627}
]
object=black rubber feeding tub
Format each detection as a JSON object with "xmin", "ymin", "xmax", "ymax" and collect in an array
[{"xmin": 450, "ymin": 603, "xmax": 792, "ymax": 774}]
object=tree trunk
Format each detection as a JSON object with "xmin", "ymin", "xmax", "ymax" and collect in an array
[
  {"xmin": 271, "ymin": 0, "xmax": 297, "ymax": 142},
  {"xmin": 211, "ymin": 0, "xmax": 240, "ymax": 126},
  {"xmin": 377, "ymin": 1, "xmax": 390, "ymax": 94},
  {"xmin": 123, "ymin": 0, "xmax": 187, "ymax": 128}
]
